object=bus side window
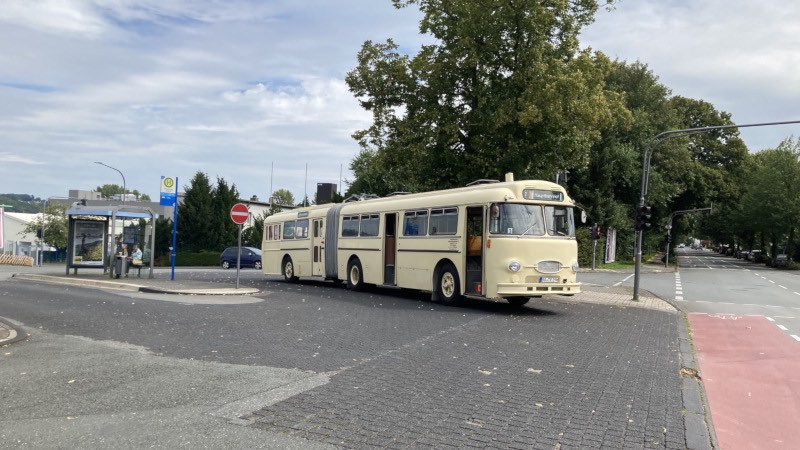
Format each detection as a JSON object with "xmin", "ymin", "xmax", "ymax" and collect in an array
[
  {"xmin": 342, "ymin": 216, "xmax": 359, "ymax": 237},
  {"xmin": 268, "ymin": 225, "xmax": 273, "ymax": 240},
  {"xmin": 283, "ymin": 221, "xmax": 295, "ymax": 239},
  {"xmin": 403, "ymin": 210, "xmax": 428, "ymax": 236},
  {"xmin": 360, "ymin": 214, "xmax": 379, "ymax": 237},
  {"xmin": 430, "ymin": 208, "xmax": 458, "ymax": 235}
]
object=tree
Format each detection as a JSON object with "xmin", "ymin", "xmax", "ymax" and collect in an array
[
  {"xmin": 95, "ymin": 184, "xmax": 151, "ymax": 201},
  {"xmin": 153, "ymin": 217, "xmax": 173, "ymax": 262},
  {"xmin": 21, "ymin": 202, "xmax": 68, "ymax": 249},
  {"xmin": 345, "ymin": 0, "xmax": 627, "ymax": 195},
  {"xmin": 212, "ymin": 177, "xmax": 240, "ymax": 249},
  {"xmin": 242, "ymin": 211, "xmax": 269, "ymax": 247},
  {"xmin": 735, "ymin": 139, "xmax": 800, "ymax": 260},
  {"xmin": 271, "ymin": 189, "xmax": 295, "ymax": 208},
  {"xmin": 95, "ymin": 184, "xmax": 125, "ymax": 199},
  {"xmin": 570, "ymin": 61, "xmax": 675, "ymax": 231},
  {"xmin": 177, "ymin": 172, "xmax": 215, "ymax": 252}
]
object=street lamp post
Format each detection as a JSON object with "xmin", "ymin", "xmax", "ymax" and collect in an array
[
  {"xmin": 94, "ymin": 161, "xmax": 126, "ymax": 204},
  {"xmin": 633, "ymin": 120, "xmax": 800, "ymax": 300}
]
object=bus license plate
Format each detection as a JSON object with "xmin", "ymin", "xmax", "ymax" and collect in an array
[{"xmin": 539, "ymin": 276, "xmax": 559, "ymax": 283}]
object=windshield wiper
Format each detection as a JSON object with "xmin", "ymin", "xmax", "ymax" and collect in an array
[{"xmin": 519, "ymin": 223, "xmax": 537, "ymax": 237}]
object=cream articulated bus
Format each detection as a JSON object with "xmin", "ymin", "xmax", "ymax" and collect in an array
[{"xmin": 262, "ymin": 173, "xmax": 580, "ymax": 306}]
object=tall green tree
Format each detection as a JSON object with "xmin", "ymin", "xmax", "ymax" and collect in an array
[
  {"xmin": 569, "ymin": 61, "xmax": 677, "ymax": 232},
  {"xmin": 177, "ymin": 171, "xmax": 215, "ymax": 252},
  {"xmin": 736, "ymin": 139, "xmax": 800, "ymax": 259},
  {"xmin": 212, "ymin": 177, "xmax": 240, "ymax": 249},
  {"xmin": 345, "ymin": 0, "xmax": 627, "ymax": 195}
]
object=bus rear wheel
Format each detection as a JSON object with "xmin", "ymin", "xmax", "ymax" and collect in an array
[
  {"xmin": 347, "ymin": 258, "xmax": 365, "ymax": 291},
  {"xmin": 282, "ymin": 257, "xmax": 298, "ymax": 282},
  {"xmin": 433, "ymin": 263, "xmax": 461, "ymax": 306},
  {"xmin": 506, "ymin": 297, "xmax": 530, "ymax": 307}
]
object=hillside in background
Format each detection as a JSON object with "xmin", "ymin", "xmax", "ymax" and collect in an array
[{"xmin": 0, "ymin": 194, "xmax": 43, "ymax": 214}]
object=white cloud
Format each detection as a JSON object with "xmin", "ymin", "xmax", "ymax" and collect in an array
[
  {"xmin": 0, "ymin": 0, "xmax": 107, "ymax": 36},
  {"xmin": 581, "ymin": 0, "xmax": 800, "ymax": 150},
  {"xmin": 4, "ymin": 0, "xmax": 797, "ymax": 202},
  {"xmin": 0, "ymin": 152, "xmax": 45, "ymax": 165}
]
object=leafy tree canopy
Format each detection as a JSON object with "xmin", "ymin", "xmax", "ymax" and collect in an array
[
  {"xmin": 95, "ymin": 184, "xmax": 151, "ymax": 201},
  {"xmin": 346, "ymin": 0, "xmax": 628, "ymax": 195},
  {"xmin": 21, "ymin": 202, "xmax": 68, "ymax": 249},
  {"xmin": 271, "ymin": 189, "xmax": 295, "ymax": 207}
]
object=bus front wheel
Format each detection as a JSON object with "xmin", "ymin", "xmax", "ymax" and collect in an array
[
  {"xmin": 434, "ymin": 263, "xmax": 461, "ymax": 306},
  {"xmin": 282, "ymin": 257, "xmax": 298, "ymax": 282},
  {"xmin": 347, "ymin": 259, "xmax": 365, "ymax": 291}
]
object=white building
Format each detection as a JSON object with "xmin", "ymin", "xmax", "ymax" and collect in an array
[{"xmin": 1, "ymin": 211, "xmax": 54, "ymax": 257}]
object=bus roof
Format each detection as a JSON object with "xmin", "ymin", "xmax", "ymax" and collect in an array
[{"xmin": 266, "ymin": 178, "xmax": 572, "ymax": 222}]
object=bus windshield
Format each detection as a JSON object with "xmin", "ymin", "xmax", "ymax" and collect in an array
[
  {"xmin": 489, "ymin": 203, "xmax": 575, "ymax": 237},
  {"xmin": 490, "ymin": 204, "xmax": 545, "ymax": 236},
  {"xmin": 544, "ymin": 205, "xmax": 575, "ymax": 237}
]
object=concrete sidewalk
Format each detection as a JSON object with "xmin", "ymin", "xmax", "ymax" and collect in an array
[{"xmin": 4, "ymin": 263, "xmax": 260, "ymax": 296}]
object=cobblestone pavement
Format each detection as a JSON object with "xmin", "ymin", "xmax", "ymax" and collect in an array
[
  {"xmin": 246, "ymin": 296, "xmax": 685, "ymax": 449},
  {"xmin": 2, "ymin": 264, "xmax": 701, "ymax": 448}
]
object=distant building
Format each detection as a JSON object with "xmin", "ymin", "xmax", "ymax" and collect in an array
[{"xmin": 1, "ymin": 211, "xmax": 55, "ymax": 257}]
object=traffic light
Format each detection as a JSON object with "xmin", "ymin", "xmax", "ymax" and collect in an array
[
  {"xmin": 595, "ymin": 226, "xmax": 602, "ymax": 240},
  {"xmin": 635, "ymin": 206, "xmax": 652, "ymax": 231}
]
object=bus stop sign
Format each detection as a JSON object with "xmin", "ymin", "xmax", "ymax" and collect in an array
[{"xmin": 230, "ymin": 203, "xmax": 249, "ymax": 225}]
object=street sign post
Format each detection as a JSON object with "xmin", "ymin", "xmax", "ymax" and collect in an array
[{"xmin": 230, "ymin": 203, "xmax": 249, "ymax": 289}]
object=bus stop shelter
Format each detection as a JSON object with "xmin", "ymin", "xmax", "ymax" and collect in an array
[{"xmin": 65, "ymin": 204, "xmax": 157, "ymax": 279}]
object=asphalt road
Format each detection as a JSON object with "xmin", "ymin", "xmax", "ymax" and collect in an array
[
  {"xmin": 579, "ymin": 248, "xmax": 800, "ymax": 340},
  {"xmin": 0, "ymin": 266, "xmax": 689, "ymax": 449},
  {"xmin": 674, "ymin": 248, "xmax": 800, "ymax": 339}
]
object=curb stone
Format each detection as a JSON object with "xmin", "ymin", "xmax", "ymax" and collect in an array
[{"xmin": 0, "ymin": 317, "xmax": 27, "ymax": 346}]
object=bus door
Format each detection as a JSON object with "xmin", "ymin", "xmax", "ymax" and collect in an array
[
  {"xmin": 465, "ymin": 206, "xmax": 484, "ymax": 295},
  {"xmin": 312, "ymin": 218, "xmax": 324, "ymax": 276},
  {"xmin": 384, "ymin": 213, "xmax": 397, "ymax": 285}
]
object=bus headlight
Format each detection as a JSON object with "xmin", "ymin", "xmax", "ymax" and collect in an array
[
  {"xmin": 508, "ymin": 260, "xmax": 521, "ymax": 272},
  {"xmin": 571, "ymin": 261, "xmax": 580, "ymax": 272}
]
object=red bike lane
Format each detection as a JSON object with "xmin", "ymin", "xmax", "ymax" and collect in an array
[{"xmin": 689, "ymin": 313, "xmax": 800, "ymax": 449}]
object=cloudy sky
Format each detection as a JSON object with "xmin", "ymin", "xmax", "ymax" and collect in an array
[{"xmin": 1, "ymin": 0, "xmax": 798, "ymax": 202}]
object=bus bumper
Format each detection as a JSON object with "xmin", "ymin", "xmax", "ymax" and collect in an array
[{"xmin": 495, "ymin": 281, "xmax": 581, "ymax": 297}]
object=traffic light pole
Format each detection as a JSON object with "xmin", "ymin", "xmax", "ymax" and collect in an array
[{"xmin": 632, "ymin": 120, "xmax": 800, "ymax": 301}]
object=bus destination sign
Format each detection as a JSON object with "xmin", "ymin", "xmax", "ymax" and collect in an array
[{"xmin": 523, "ymin": 189, "xmax": 563, "ymax": 201}]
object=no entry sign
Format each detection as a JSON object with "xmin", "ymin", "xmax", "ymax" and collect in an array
[{"xmin": 230, "ymin": 203, "xmax": 249, "ymax": 225}]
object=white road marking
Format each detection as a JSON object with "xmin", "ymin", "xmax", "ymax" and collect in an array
[
  {"xmin": 612, "ymin": 273, "xmax": 635, "ymax": 287},
  {"xmin": 778, "ymin": 325, "xmax": 788, "ymax": 331},
  {"xmin": 766, "ymin": 317, "xmax": 775, "ymax": 322},
  {"xmin": 676, "ymin": 291, "xmax": 683, "ymax": 295},
  {"xmin": 779, "ymin": 285, "xmax": 788, "ymax": 290},
  {"xmin": 794, "ymin": 292, "xmax": 800, "ymax": 296},
  {"xmin": 792, "ymin": 335, "xmax": 800, "ymax": 342},
  {"xmin": 675, "ymin": 296, "xmax": 684, "ymax": 301},
  {"xmin": 769, "ymin": 280, "xmax": 775, "ymax": 284}
]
